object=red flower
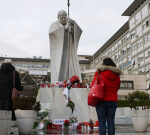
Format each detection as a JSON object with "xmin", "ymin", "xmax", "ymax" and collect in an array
[
  {"xmin": 70, "ymin": 75, "xmax": 79, "ymax": 83},
  {"xmin": 64, "ymin": 120, "xmax": 69, "ymax": 123}
]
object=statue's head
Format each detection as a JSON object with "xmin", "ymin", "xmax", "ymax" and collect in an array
[{"xmin": 58, "ymin": 10, "xmax": 67, "ymax": 25}]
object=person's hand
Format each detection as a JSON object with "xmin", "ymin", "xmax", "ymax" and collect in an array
[
  {"xmin": 67, "ymin": 17, "xmax": 74, "ymax": 25},
  {"xmin": 65, "ymin": 23, "xmax": 73, "ymax": 33}
]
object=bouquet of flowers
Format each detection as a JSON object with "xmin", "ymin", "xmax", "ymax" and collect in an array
[
  {"xmin": 63, "ymin": 120, "xmax": 71, "ymax": 129},
  {"xmin": 66, "ymin": 100, "xmax": 75, "ymax": 114},
  {"xmin": 63, "ymin": 75, "xmax": 80, "ymax": 101},
  {"xmin": 33, "ymin": 108, "xmax": 51, "ymax": 130}
]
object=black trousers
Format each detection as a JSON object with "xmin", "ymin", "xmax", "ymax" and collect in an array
[{"xmin": 0, "ymin": 98, "xmax": 16, "ymax": 120}]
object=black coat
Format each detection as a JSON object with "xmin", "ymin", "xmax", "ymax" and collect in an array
[
  {"xmin": 0, "ymin": 63, "xmax": 23, "ymax": 120},
  {"xmin": 0, "ymin": 63, "xmax": 23, "ymax": 98}
]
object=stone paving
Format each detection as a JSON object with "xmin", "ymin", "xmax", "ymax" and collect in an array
[
  {"xmin": 11, "ymin": 125, "xmax": 150, "ymax": 135},
  {"xmin": 31, "ymin": 126, "xmax": 150, "ymax": 135}
]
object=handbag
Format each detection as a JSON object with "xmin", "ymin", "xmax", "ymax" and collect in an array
[
  {"xmin": 88, "ymin": 72, "xmax": 104, "ymax": 107},
  {"xmin": 12, "ymin": 70, "xmax": 19, "ymax": 101}
]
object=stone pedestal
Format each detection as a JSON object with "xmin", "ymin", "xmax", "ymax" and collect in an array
[{"xmin": 39, "ymin": 88, "xmax": 97, "ymax": 122}]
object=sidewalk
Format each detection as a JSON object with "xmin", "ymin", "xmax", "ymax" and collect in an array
[
  {"xmin": 31, "ymin": 126, "xmax": 150, "ymax": 135},
  {"xmin": 115, "ymin": 125, "xmax": 150, "ymax": 135},
  {"xmin": 11, "ymin": 125, "xmax": 150, "ymax": 134}
]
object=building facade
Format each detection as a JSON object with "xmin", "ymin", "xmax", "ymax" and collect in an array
[
  {"xmin": 0, "ymin": 55, "xmax": 91, "ymax": 86},
  {"xmin": 87, "ymin": 0, "xmax": 150, "ymax": 89}
]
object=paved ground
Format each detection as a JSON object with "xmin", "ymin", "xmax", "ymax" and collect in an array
[
  {"xmin": 32, "ymin": 126, "xmax": 150, "ymax": 135},
  {"xmin": 12, "ymin": 125, "xmax": 150, "ymax": 134}
]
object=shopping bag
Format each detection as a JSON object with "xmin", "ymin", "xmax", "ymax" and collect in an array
[
  {"xmin": 12, "ymin": 70, "xmax": 19, "ymax": 100},
  {"xmin": 88, "ymin": 73, "xmax": 104, "ymax": 107},
  {"xmin": 12, "ymin": 88, "xmax": 19, "ymax": 100}
]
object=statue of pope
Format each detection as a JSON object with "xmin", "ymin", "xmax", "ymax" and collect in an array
[{"xmin": 49, "ymin": 10, "xmax": 82, "ymax": 83}]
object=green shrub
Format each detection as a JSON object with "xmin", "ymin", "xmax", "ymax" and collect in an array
[
  {"xmin": 13, "ymin": 96, "xmax": 40, "ymax": 111},
  {"xmin": 118, "ymin": 100, "xmax": 129, "ymax": 107},
  {"xmin": 125, "ymin": 91, "xmax": 150, "ymax": 110}
]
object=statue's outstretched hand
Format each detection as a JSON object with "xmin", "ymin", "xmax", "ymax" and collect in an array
[{"xmin": 65, "ymin": 17, "xmax": 74, "ymax": 32}]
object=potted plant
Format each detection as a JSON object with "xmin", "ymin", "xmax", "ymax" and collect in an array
[
  {"xmin": 125, "ymin": 91, "xmax": 150, "ymax": 132},
  {"xmin": 13, "ymin": 96, "xmax": 40, "ymax": 134}
]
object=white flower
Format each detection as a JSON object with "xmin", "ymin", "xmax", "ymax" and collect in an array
[{"xmin": 44, "ymin": 117, "xmax": 50, "ymax": 121}]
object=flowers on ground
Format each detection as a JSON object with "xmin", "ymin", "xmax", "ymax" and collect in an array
[
  {"xmin": 63, "ymin": 120, "xmax": 71, "ymax": 128},
  {"xmin": 33, "ymin": 108, "xmax": 51, "ymax": 130}
]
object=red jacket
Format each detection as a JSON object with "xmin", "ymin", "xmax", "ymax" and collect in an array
[{"xmin": 91, "ymin": 65, "xmax": 121, "ymax": 102}]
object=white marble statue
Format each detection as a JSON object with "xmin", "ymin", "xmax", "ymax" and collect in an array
[{"xmin": 49, "ymin": 10, "xmax": 82, "ymax": 82}]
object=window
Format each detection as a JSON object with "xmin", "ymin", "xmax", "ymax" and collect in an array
[
  {"xmin": 137, "ymin": 39, "xmax": 143, "ymax": 48},
  {"xmin": 143, "ymin": 19, "xmax": 149, "ymax": 30},
  {"xmin": 146, "ymin": 64, "xmax": 150, "ymax": 72},
  {"xmin": 122, "ymin": 37, "xmax": 126, "ymax": 44},
  {"xmin": 136, "ymin": 25, "xmax": 142, "ymax": 36},
  {"xmin": 132, "ymin": 43, "xmax": 137, "ymax": 52},
  {"xmin": 36, "ymin": 65, "xmax": 42, "ymax": 69},
  {"xmin": 121, "ymin": 49, "xmax": 126, "ymax": 56},
  {"xmin": 126, "ymin": 33, "xmax": 130, "ymax": 43},
  {"xmin": 142, "ymin": 5, "xmax": 148, "ymax": 18},
  {"xmin": 127, "ymin": 47, "xmax": 131, "ymax": 54},
  {"xmin": 115, "ymin": 43, "xmax": 118, "ymax": 48},
  {"xmin": 128, "ymin": 61, "xmax": 132, "ymax": 65},
  {"xmin": 144, "ymin": 35, "xmax": 148, "ymax": 44},
  {"xmin": 135, "ymin": 11, "xmax": 141, "ymax": 24},
  {"xmin": 144, "ymin": 33, "xmax": 150, "ymax": 44},
  {"xmin": 120, "ymin": 81, "xmax": 134, "ymax": 90},
  {"xmin": 129, "ymin": 17, "xmax": 135, "ymax": 29},
  {"xmin": 138, "ymin": 67, "xmax": 145, "ymax": 74},
  {"xmin": 132, "ymin": 57, "xmax": 137, "ymax": 66},
  {"xmin": 23, "ymin": 65, "xmax": 27, "ymax": 68},
  {"xmin": 128, "ymin": 55, "xmax": 131, "ymax": 61},
  {"xmin": 95, "ymin": 59, "xmax": 98, "ymax": 64},
  {"xmin": 131, "ymin": 31, "xmax": 136, "ymax": 39},
  {"xmin": 112, "ymin": 46, "xmax": 114, "ymax": 52},
  {"xmin": 123, "ymin": 63, "xmax": 127, "ymax": 68},
  {"xmin": 148, "ymin": 34, "xmax": 150, "ymax": 42},
  {"xmin": 118, "ymin": 40, "xmax": 122, "ymax": 47},
  {"xmin": 114, "ymin": 54, "xmax": 118, "ymax": 61},
  {"xmin": 138, "ymin": 53, "xmax": 144, "ymax": 62},
  {"xmin": 115, "ymin": 56, "xmax": 117, "ymax": 61},
  {"xmin": 28, "ymin": 65, "xmax": 32, "ymax": 68}
]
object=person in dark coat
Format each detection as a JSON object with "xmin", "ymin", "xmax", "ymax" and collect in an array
[
  {"xmin": 91, "ymin": 57, "xmax": 121, "ymax": 135},
  {"xmin": 0, "ymin": 59, "xmax": 23, "ymax": 120}
]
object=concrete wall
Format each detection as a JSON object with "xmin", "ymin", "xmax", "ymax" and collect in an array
[
  {"xmin": 39, "ymin": 88, "xmax": 97, "ymax": 122},
  {"xmin": 120, "ymin": 74, "xmax": 146, "ymax": 90}
]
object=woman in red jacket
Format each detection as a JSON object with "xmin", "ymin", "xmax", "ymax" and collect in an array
[{"xmin": 91, "ymin": 57, "xmax": 121, "ymax": 135}]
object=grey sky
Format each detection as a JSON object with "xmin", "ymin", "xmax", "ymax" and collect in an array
[{"xmin": 0, "ymin": 0, "xmax": 134, "ymax": 58}]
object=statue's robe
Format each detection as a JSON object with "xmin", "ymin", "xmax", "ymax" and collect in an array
[{"xmin": 49, "ymin": 20, "xmax": 82, "ymax": 83}]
